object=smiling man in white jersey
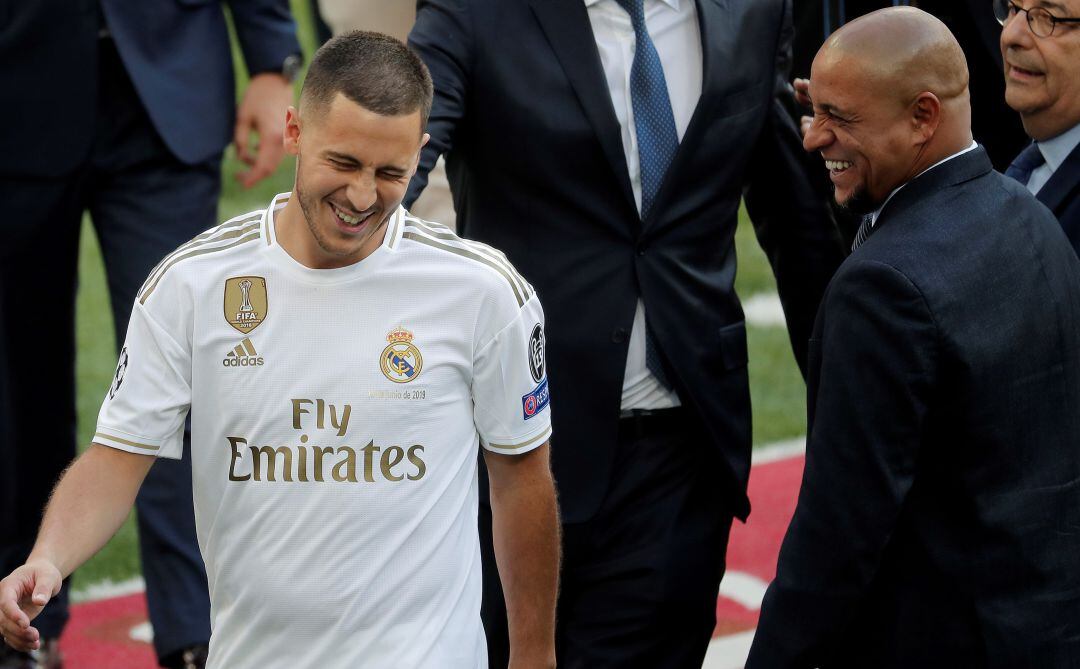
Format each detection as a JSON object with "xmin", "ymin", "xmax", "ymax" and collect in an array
[{"xmin": 0, "ymin": 32, "xmax": 560, "ymax": 669}]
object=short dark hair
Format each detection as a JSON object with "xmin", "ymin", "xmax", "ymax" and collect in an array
[{"xmin": 301, "ymin": 31, "xmax": 433, "ymax": 132}]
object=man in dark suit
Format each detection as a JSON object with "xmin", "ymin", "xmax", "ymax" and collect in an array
[
  {"xmin": 406, "ymin": 1, "xmax": 843, "ymax": 666},
  {"xmin": 998, "ymin": 0, "xmax": 1080, "ymax": 256},
  {"xmin": 0, "ymin": 2, "xmax": 300, "ymax": 667},
  {"xmin": 748, "ymin": 8, "xmax": 1080, "ymax": 667}
]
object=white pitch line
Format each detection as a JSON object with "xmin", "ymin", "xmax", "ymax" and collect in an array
[
  {"xmin": 743, "ymin": 292, "xmax": 785, "ymax": 328},
  {"xmin": 751, "ymin": 436, "xmax": 805, "ymax": 465},
  {"xmin": 702, "ymin": 630, "xmax": 756, "ymax": 669},
  {"xmin": 129, "ymin": 621, "xmax": 154, "ymax": 643},
  {"xmin": 717, "ymin": 571, "xmax": 769, "ymax": 611},
  {"xmin": 71, "ymin": 576, "xmax": 145, "ymax": 603}
]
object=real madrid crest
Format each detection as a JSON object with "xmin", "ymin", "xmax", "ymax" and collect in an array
[
  {"xmin": 381, "ymin": 327, "xmax": 423, "ymax": 383},
  {"xmin": 224, "ymin": 276, "xmax": 268, "ymax": 334}
]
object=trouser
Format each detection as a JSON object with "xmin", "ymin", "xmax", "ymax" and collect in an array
[
  {"xmin": 0, "ymin": 35, "xmax": 216, "ymax": 658},
  {"xmin": 481, "ymin": 407, "xmax": 734, "ymax": 668}
]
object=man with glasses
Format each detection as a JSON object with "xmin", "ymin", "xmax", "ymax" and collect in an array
[{"xmin": 997, "ymin": 0, "xmax": 1080, "ymax": 255}]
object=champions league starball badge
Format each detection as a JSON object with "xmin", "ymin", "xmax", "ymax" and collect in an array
[
  {"xmin": 528, "ymin": 323, "xmax": 545, "ymax": 383},
  {"xmin": 380, "ymin": 327, "xmax": 423, "ymax": 383}
]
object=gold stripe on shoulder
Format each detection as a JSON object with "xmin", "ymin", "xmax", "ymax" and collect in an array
[
  {"xmin": 402, "ymin": 231, "xmax": 525, "ymax": 307},
  {"xmin": 402, "ymin": 220, "xmax": 533, "ymax": 301},
  {"xmin": 484, "ymin": 426, "xmax": 551, "ymax": 452},
  {"xmin": 409, "ymin": 219, "xmax": 533, "ymax": 299},
  {"xmin": 94, "ymin": 432, "xmax": 160, "ymax": 452},
  {"xmin": 139, "ymin": 220, "xmax": 261, "ymax": 301},
  {"xmin": 387, "ymin": 210, "xmax": 405, "ymax": 250},
  {"xmin": 141, "ymin": 213, "xmax": 263, "ymax": 297},
  {"xmin": 139, "ymin": 227, "xmax": 262, "ymax": 304}
]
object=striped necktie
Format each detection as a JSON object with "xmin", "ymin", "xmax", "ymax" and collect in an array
[{"xmin": 851, "ymin": 214, "xmax": 874, "ymax": 252}]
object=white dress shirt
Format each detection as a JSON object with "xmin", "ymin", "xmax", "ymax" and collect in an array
[
  {"xmin": 1026, "ymin": 122, "xmax": 1080, "ymax": 196},
  {"xmin": 585, "ymin": 0, "xmax": 702, "ymax": 410}
]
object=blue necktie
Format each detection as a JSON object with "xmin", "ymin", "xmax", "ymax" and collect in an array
[
  {"xmin": 1005, "ymin": 142, "xmax": 1046, "ymax": 188},
  {"xmin": 615, "ymin": 0, "xmax": 677, "ymax": 388},
  {"xmin": 615, "ymin": 0, "xmax": 679, "ymax": 219}
]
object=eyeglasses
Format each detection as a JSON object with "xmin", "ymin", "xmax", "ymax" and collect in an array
[{"xmin": 994, "ymin": 0, "xmax": 1080, "ymax": 37}]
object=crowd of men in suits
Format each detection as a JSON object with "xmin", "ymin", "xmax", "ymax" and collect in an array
[{"xmin": 2, "ymin": 0, "xmax": 1079, "ymax": 667}]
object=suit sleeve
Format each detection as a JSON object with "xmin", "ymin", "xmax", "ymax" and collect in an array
[
  {"xmin": 743, "ymin": 0, "xmax": 844, "ymax": 377},
  {"xmin": 226, "ymin": 0, "xmax": 302, "ymax": 76},
  {"xmin": 746, "ymin": 260, "xmax": 938, "ymax": 668},
  {"xmin": 405, "ymin": 0, "xmax": 474, "ymax": 207}
]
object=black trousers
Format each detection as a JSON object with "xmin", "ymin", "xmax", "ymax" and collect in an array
[
  {"xmin": 0, "ymin": 37, "xmax": 217, "ymax": 656},
  {"xmin": 481, "ymin": 408, "xmax": 734, "ymax": 668}
]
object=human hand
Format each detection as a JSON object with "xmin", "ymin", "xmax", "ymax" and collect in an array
[
  {"xmin": 0, "ymin": 560, "xmax": 62, "ymax": 653},
  {"xmin": 793, "ymin": 78, "xmax": 811, "ymax": 107},
  {"xmin": 793, "ymin": 78, "xmax": 813, "ymax": 139},
  {"xmin": 234, "ymin": 73, "xmax": 294, "ymax": 188}
]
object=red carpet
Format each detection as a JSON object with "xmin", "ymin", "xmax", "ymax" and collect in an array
[{"xmin": 57, "ymin": 454, "xmax": 805, "ymax": 667}]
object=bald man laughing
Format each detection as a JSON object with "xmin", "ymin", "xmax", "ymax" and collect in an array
[{"xmin": 746, "ymin": 8, "xmax": 1080, "ymax": 668}]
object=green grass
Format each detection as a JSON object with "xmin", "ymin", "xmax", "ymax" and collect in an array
[
  {"xmin": 733, "ymin": 206, "xmax": 809, "ymax": 445},
  {"xmin": 71, "ymin": 2, "xmax": 806, "ymax": 589}
]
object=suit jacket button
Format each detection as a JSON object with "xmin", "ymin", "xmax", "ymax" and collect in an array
[{"xmin": 612, "ymin": 328, "xmax": 628, "ymax": 343}]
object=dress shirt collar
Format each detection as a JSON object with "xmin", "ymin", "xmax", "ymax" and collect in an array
[
  {"xmin": 1037, "ymin": 122, "xmax": 1080, "ymax": 174},
  {"xmin": 584, "ymin": 0, "xmax": 682, "ymax": 10},
  {"xmin": 870, "ymin": 140, "xmax": 979, "ymax": 227}
]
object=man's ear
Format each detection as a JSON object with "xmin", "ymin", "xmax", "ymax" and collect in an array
[
  {"xmin": 284, "ymin": 106, "xmax": 302, "ymax": 156},
  {"xmin": 412, "ymin": 132, "xmax": 431, "ymax": 171},
  {"xmin": 911, "ymin": 92, "xmax": 941, "ymax": 142}
]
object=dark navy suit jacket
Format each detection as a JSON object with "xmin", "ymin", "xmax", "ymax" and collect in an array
[
  {"xmin": 406, "ymin": 0, "xmax": 844, "ymax": 522},
  {"xmin": 1039, "ymin": 139, "xmax": 1080, "ymax": 258},
  {"xmin": 0, "ymin": 0, "xmax": 299, "ymax": 177},
  {"xmin": 748, "ymin": 148, "xmax": 1080, "ymax": 668}
]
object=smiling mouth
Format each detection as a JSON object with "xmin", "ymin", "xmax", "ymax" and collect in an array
[
  {"xmin": 1009, "ymin": 64, "xmax": 1043, "ymax": 78},
  {"xmin": 331, "ymin": 202, "xmax": 375, "ymax": 228},
  {"xmin": 825, "ymin": 159, "xmax": 853, "ymax": 175}
]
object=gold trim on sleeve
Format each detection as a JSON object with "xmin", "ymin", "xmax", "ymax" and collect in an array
[
  {"xmin": 94, "ymin": 432, "xmax": 160, "ymax": 452},
  {"xmin": 484, "ymin": 426, "xmax": 551, "ymax": 451}
]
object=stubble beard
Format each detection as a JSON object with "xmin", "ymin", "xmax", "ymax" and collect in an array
[
  {"xmin": 835, "ymin": 185, "xmax": 878, "ymax": 217},
  {"xmin": 295, "ymin": 166, "xmax": 389, "ymax": 261}
]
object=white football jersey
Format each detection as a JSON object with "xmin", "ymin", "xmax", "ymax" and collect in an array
[{"xmin": 95, "ymin": 194, "xmax": 552, "ymax": 669}]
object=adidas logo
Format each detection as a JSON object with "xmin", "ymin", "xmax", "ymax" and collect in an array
[{"xmin": 222, "ymin": 338, "xmax": 264, "ymax": 367}]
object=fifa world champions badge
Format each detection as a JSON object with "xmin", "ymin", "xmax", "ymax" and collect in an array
[
  {"xmin": 381, "ymin": 327, "xmax": 423, "ymax": 383},
  {"xmin": 224, "ymin": 276, "xmax": 268, "ymax": 334}
]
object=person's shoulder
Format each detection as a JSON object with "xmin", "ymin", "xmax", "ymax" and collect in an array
[
  {"xmin": 136, "ymin": 208, "xmax": 267, "ymax": 307},
  {"xmin": 397, "ymin": 212, "xmax": 536, "ymax": 310}
]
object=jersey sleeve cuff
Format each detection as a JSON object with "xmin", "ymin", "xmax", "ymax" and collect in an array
[
  {"xmin": 93, "ymin": 427, "xmax": 178, "ymax": 460},
  {"xmin": 481, "ymin": 423, "xmax": 552, "ymax": 456}
]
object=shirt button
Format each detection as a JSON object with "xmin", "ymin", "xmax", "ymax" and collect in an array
[{"xmin": 611, "ymin": 328, "xmax": 629, "ymax": 343}]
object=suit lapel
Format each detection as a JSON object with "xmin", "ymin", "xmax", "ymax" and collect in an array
[
  {"xmin": 530, "ymin": 0, "xmax": 637, "ymax": 216},
  {"xmin": 1037, "ymin": 141, "xmax": 1080, "ymax": 216}
]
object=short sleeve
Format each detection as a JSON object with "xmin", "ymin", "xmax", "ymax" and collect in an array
[
  {"xmin": 94, "ymin": 299, "xmax": 191, "ymax": 460},
  {"xmin": 472, "ymin": 292, "xmax": 552, "ymax": 455}
]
